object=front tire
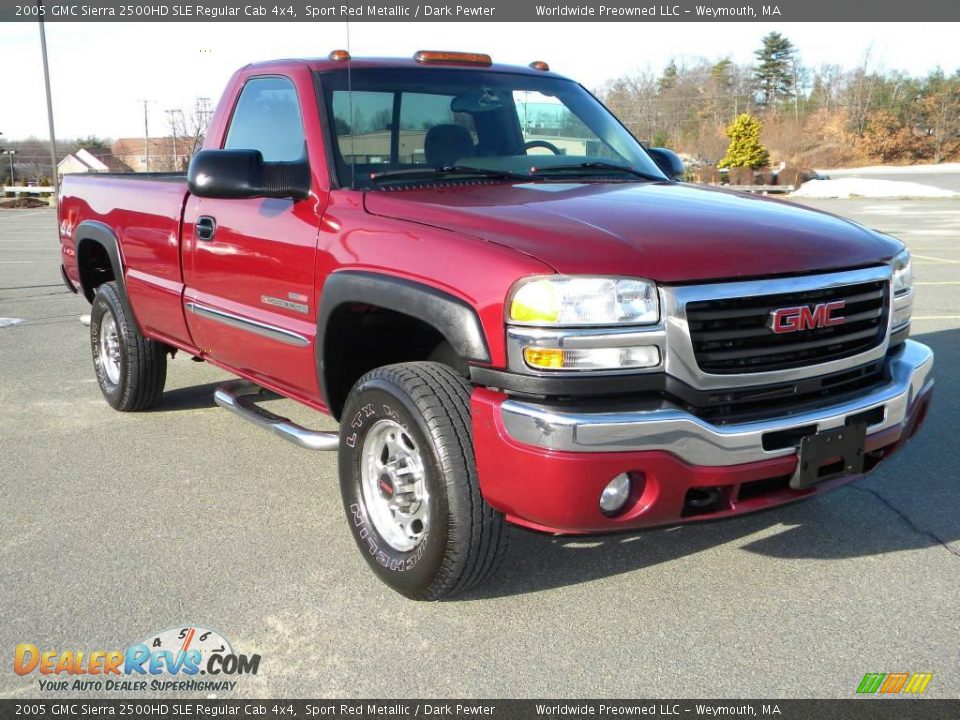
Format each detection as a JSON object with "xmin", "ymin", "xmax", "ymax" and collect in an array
[
  {"xmin": 90, "ymin": 282, "xmax": 167, "ymax": 411},
  {"xmin": 339, "ymin": 362, "xmax": 507, "ymax": 600}
]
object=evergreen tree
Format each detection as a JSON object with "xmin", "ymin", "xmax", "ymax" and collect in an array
[
  {"xmin": 718, "ymin": 113, "xmax": 770, "ymax": 168},
  {"xmin": 75, "ymin": 136, "xmax": 111, "ymax": 152},
  {"xmin": 753, "ymin": 32, "xmax": 796, "ymax": 108},
  {"xmin": 658, "ymin": 60, "xmax": 678, "ymax": 92}
]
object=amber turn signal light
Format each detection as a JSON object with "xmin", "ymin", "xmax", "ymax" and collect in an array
[
  {"xmin": 328, "ymin": 49, "xmax": 351, "ymax": 61},
  {"xmin": 413, "ymin": 50, "xmax": 492, "ymax": 66}
]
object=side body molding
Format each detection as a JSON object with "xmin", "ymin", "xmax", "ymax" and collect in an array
[
  {"xmin": 316, "ymin": 270, "xmax": 491, "ymax": 409},
  {"xmin": 73, "ymin": 220, "xmax": 141, "ymax": 332}
]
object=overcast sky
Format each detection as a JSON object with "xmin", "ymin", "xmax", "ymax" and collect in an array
[{"xmin": 1, "ymin": 21, "xmax": 958, "ymax": 141}]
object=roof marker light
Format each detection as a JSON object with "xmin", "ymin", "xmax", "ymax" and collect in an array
[
  {"xmin": 328, "ymin": 49, "xmax": 351, "ymax": 61},
  {"xmin": 529, "ymin": 61, "xmax": 550, "ymax": 72},
  {"xmin": 413, "ymin": 50, "xmax": 492, "ymax": 66}
]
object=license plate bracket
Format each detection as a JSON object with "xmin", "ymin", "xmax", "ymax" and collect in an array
[{"xmin": 790, "ymin": 423, "xmax": 867, "ymax": 490}]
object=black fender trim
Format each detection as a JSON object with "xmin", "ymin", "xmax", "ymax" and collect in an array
[
  {"xmin": 73, "ymin": 220, "xmax": 140, "ymax": 332},
  {"xmin": 316, "ymin": 270, "xmax": 491, "ymax": 409},
  {"xmin": 60, "ymin": 263, "xmax": 78, "ymax": 294}
]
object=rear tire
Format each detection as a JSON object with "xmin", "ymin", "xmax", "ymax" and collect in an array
[
  {"xmin": 338, "ymin": 362, "xmax": 507, "ymax": 600},
  {"xmin": 90, "ymin": 282, "xmax": 167, "ymax": 411}
]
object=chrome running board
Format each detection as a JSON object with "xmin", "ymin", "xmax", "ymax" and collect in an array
[{"xmin": 214, "ymin": 379, "xmax": 339, "ymax": 451}]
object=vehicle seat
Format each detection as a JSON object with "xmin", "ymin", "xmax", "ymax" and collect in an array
[{"xmin": 423, "ymin": 124, "xmax": 475, "ymax": 167}]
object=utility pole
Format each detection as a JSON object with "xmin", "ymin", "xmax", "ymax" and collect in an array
[
  {"xmin": 165, "ymin": 108, "xmax": 181, "ymax": 170},
  {"xmin": 3, "ymin": 150, "xmax": 16, "ymax": 184},
  {"xmin": 38, "ymin": 0, "xmax": 59, "ymax": 197},
  {"xmin": 140, "ymin": 99, "xmax": 153, "ymax": 172}
]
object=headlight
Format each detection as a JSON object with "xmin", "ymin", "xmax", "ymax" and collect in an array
[
  {"xmin": 891, "ymin": 249, "xmax": 912, "ymax": 296},
  {"xmin": 509, "ymin": 276, "xmax": 659, "ymax": 326},
  {"xmin": 890, "ymin": 249, "xmax": 913, "ymax": 330}
]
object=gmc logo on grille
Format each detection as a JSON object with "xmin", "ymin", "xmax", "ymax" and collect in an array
[{"xmin": 769, "ymin": 300, "xmax": 846, "ymax": 334}]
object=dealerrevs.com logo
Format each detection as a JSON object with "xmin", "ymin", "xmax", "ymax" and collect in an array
[
  {"xmin": 14, "ymin": 626, "xmax": 261, "ymax": 693},
  {"xmin": 856, "ymin": 672, "xmax": 934, "ymax": 695}
]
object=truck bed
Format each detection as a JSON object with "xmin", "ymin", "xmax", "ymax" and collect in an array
[{"xmin": 60, "ymin": 173, "xmax": 192, "ymax": 346}]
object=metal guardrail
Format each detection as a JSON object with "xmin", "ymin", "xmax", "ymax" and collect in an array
[
  {"xmin": 724, "ymin": 184, "xmax": 796, "ymax": 194},
  {"xmin": 3, "ymin": 186, "xmax": 55, "ymax": 194}
]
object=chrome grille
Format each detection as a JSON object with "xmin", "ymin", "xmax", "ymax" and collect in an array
[{"xmin": 686, "ymin": 280, "xmax": 889, "ymax": 374}]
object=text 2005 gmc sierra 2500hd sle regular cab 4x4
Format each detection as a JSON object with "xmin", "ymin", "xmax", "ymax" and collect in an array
[{"xmin": 58, "ymin": 51, "xmax": 933, "ymax": 599}]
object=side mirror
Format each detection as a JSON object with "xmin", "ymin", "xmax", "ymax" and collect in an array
[
  {"xmin": 647, "ymin": 147, "xmax": 685, "ymax": 181},
  {"xmin": 187, "ymin": 149, "xmax": 311, "ymax": 200}
]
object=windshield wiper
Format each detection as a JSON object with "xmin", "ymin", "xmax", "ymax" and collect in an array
[
  {"xmin": 369, "ymin": 165, "xmax": 529, "ymax": 184},
  {"xmin": 530, "ymin": 162, "xmax": 664, "ymax": 182}
]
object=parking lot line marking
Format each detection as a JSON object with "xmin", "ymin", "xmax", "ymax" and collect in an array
[
  {"xmin": 0, "ymin": 210, "xmax": 50, "ymax": 219},
  {"xmin": 911, "ymin": 254, "xmax": 960, "ymax": 264},
  {"xmin": 911, "ymin": 315, "xmax": 960, "ymax": 320},
  {"xmin": 916, "ymin": 281, "xmax": 960, "ymax": 285},
  {"xmin": 0, "ymin": 261, "xmax": 35, "ymax": 264}
]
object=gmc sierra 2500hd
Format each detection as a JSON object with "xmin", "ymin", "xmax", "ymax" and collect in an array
[{"xmin": 58, "ymin": 51, "xmax": 933, "ymax": 599}]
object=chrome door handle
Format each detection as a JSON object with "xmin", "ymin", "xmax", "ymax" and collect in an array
[{"xmin": 196, "ymin": 216, "xmax": 217, "ymax": 241}]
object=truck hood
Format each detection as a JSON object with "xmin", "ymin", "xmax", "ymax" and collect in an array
[{"xmin": 363, "ymin": 181, "xmax": 901, "ymax": 283}]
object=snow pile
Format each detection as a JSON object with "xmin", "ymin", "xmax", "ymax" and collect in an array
[
  {"xmin": 790, "ymin": 178, "xmax": 960, "ymax": 199},
  {"xmin": 817, "ymin": 162, "xmax": 960, "ymax": 176}
]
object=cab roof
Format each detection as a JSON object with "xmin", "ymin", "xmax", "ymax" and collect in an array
[{"xmin": 240, "ymin": 55, "xmax": 566, "ymax": 79}]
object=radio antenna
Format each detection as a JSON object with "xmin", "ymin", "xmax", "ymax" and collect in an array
[{"xmin": 346, "ymin": 17, "xmax": 355, "ymax": 187}]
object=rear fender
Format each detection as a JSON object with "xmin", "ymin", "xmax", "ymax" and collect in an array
[{"xmin": 74, "ymin": 220, "xmax": 141, "ymax": 333}]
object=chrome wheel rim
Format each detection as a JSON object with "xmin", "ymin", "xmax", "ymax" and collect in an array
[
  {"xmin": 360, "ymin": 419, "xmax": 429, "ymax": 552},
  {"xmin": 98, "ymin": 311, "xmax": 121, "ymax": 385}
]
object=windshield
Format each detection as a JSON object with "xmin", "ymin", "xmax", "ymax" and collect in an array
[{"xmin": 318, "ymin": 68, "xmax": 667, "ymax": 189}]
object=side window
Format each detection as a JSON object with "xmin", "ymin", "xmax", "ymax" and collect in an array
[
  {"xmin": 225, "ymin": 76, "xmax": 305, "ymax": 162},
  {"xmin": 513, "ymin": 90, "xmax": 617, "ymax": 159}
]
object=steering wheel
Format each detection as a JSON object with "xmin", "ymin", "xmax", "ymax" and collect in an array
[{"xmin": 524, "ymin": 140, "xmax": 562, "ymax": 155}]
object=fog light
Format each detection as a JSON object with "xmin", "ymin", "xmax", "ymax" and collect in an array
[
  {"xmin": 892, "ymin": 304, "xmax": 912, "ymax": 329},
  {"xmin": 600, "ymin": 472, "xmax": 632, "ymax": 516}
]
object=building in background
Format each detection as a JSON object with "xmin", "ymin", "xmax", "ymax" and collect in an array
[
  {"xmin": 111, "ymin": 137, "xmax": 195, "ymax": 172},
  {"xmin": 57, "ymin": 147, "xmax": 130, "ymax": 176}
]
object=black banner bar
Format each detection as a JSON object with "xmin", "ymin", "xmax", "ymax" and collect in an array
[
  {"xmin": 1, "ymin": 0, "xmax": 959, "ymax": 22},
  {"xmin": 1, "ymin": 700, "xmax": 959, "ymax": 720}
]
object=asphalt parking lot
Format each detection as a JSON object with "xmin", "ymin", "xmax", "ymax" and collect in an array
[{"xmin": 1, "ymin": 199, "xmax": 958, "ymax": 699}]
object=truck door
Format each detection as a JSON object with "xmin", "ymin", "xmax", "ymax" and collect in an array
[{"xmin": 181, "ymin": 75, "xmax": 322, "ymax": 400}]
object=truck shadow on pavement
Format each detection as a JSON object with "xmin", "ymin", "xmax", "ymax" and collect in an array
[
  {"xmin": 467, "ymin": 327, "xmax": 958, "ymax": 599},
  {"xmin": 149, "ymin": 381, "xmax": 224, "ymax": 412}
]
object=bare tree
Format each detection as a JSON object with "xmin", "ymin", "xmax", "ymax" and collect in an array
[
  {"xmin": 844, "ymin": 47, "xmax": 880, "ymax": 136},
  {"xmin": 921, "ymin": 71, "xmax": 960, "ymax": 163},
  {"xmin": 167, "ymin": 97, "xmax": 213, "ymax": 169}
]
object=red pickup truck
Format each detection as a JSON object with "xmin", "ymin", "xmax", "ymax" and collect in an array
[{"xmin": 59, "ymin": 51, "xmax": 933, "ymax": 599}]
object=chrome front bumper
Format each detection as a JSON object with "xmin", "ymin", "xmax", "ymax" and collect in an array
[{"xmin": 500, "ymin": 340, "xmax": 934, "ymax": 466}]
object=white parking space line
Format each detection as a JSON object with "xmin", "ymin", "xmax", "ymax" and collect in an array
[
  {"xmin": 860, "ymin": 208, "xmax": 960, "ymax": 216},
  {"xmin": 916, "ymin": 281, "xmax": 960, "ymax": 286},
  {"xmin": 911, "ymin": 254, "xmax": 960, "ymax": 264},
  {"xmin": 911, "ymin": 315, "xmax": 960, "ymax": 320},
  {"xmin": 0, "ymin": 211, "xmax": 51, "ymax": 220},
  {"xmin": 0, "ymin": 261, "xmax": 35, "ymax": 264}
]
